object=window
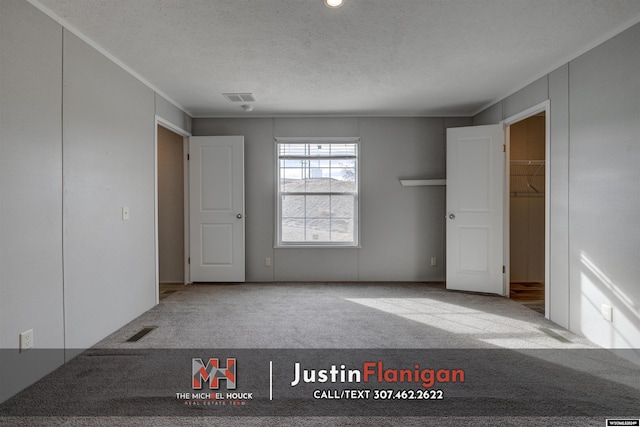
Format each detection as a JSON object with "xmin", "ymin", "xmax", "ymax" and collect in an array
[{"xmin": 276, "ymin": 138, "xmax": 359, "ymax": 247}]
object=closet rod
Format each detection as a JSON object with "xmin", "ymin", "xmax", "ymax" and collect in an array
[{"xmin": 510, "ymin": 160, "xmax": 545, "ymax": 165}]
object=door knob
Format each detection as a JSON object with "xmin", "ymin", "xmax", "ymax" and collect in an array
[
  {"xmin": 237, "ymin": 213, "xmax": 243, "ymax": 219},
  {"xmin": 449, "ymin": 214, "xmax": 455, "ymax": 220}
]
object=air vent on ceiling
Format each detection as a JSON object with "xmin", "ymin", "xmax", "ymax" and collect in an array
[{"xmin": 223, "ymin": 93, "xmax": 256, "ymax": 103}]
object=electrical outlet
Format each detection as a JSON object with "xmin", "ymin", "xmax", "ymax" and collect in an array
[
  {"xmin": 431, "ymin": 257, "xmax": 437, "ymax": 266},
  {"xmin": 20, "ymin": 329, "xmax": 33, "ymax": 352},
  {"xmin": 265, "ymin": 257, "xmax": 272, "ymax": 267},
  {"xmin": 602, "ymin": 304, "xmax": 613, "ymax": 322}
]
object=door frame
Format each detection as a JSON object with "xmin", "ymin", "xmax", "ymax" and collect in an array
[
  {"xmin": 501, "ymin": 100, "xmax": 550, "ymax": 318},
  {"xmin": 154, "ymin": 116, "xmax": 191, "ymax": 304}
]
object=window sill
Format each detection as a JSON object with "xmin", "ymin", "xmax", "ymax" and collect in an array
[{"xmin": 274, "ymin": 244, "xmax": 361, "ymax": 249}]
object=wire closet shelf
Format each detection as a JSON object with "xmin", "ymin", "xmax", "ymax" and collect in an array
[{"xmin": 510, "ymin": 160, "xmax": 545, "ymax": 197}]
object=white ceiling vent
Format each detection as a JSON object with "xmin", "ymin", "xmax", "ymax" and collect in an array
[{"xmin": 223, "ymin": 93, "xmax": 256, "ymax": 103}]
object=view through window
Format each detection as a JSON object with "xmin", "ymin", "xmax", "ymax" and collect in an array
[{"xmin": 276, "ymin": 139, "xmax": 359, "ymax": 246}]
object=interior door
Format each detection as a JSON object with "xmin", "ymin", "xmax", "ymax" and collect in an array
[
  {"xmin": 189, "ymin": 136, "xmax": 245, "ymax": 282},
  {"xmin": 446, "ymin": 124, "xmax": 504, "ymax": 295}
]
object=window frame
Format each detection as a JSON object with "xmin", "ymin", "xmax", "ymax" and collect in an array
[{"xmin": 274, "ymin": 137, "xmax": 361, "ymax": 248}]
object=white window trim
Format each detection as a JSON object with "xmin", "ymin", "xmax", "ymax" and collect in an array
[{"xmin": 274, "ymin": 137, "xmax": 361, "ymax": 248}]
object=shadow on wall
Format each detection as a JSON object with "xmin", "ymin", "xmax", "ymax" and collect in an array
[{"xmin": 579, "ymin": 251, "xmax": 639, "ymax": 352}]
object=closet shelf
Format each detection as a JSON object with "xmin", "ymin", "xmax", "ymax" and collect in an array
[
  {"xmin": 510, "ymin": 160, "xmax": 545, "ymax": 165},
  {"xmin": 399, "ymin": 179, "xmax": 446, "ymax": 187},
  {"xmin": 510, "ymin": 160, "xmax": 545, "ymax": 194}
]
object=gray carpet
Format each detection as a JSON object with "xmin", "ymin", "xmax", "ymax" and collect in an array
[
  {"xmin": 96, "ymin": 282, "xmax": 594, "ymax": 349},
  {"xmin": 1, "ymin": 282, "xmax": 639, "ymax": 426}
]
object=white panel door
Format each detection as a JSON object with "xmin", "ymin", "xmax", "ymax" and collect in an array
[
  {"xmin": 446, "ymin": 125, "xmax": 504, "ymax": 295},
  {"xmin": 189, "ymin": 136, "xmax": 245, "ymax": 282}
]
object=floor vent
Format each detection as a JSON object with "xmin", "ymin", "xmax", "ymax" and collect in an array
[
  {"xmin": 85, "ymin": 351, "xmax": 145, "ymax": 357},
  {"xmin": 539, "ymin": 327, "xmax": 571, "ymax": 343},
  {"xmin": 126, "ymin": 327, "xmax": 156, "ymax": 342}
]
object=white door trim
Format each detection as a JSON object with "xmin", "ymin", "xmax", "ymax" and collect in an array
[
  {"xmin": 154, "ymin": 116, "xmax": 192, "ymax": 304},
  {"xmin": 501, "ymin": 100, "xmax": 551, "ymax": 318}
]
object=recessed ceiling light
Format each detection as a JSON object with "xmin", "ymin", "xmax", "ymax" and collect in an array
[{"xmin": 324, "ymin": 0, "xmax": 344, "ymax": 8}]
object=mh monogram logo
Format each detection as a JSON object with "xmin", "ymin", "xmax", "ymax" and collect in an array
[{"xmin": 192, "ymin": 358, "xmax": 237, "ymax": 390}]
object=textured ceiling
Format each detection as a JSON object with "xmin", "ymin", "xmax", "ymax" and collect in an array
[{"xmin": 33, "ymin": 0, "xmax": 640, "ymax": 117}]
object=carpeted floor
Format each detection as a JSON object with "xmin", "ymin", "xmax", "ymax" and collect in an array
[{"xmin": 1, "ymin": 282, "xmax": 639, "ymax": 426}]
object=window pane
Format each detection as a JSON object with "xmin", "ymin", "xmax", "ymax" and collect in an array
[
  {"xmin": 306, "ymin": 219, "xmax": 330, "ymax": 241},
  {"xmin": 279, "ymin": 144, "xmax": 307, "ymax": 157},
  {"xmin": 330, "ymin": 219, "xmax": 354, "ymax": 242},
  {"xmin": 331, "ymin": 158, "xmax": 356, "ymax": 168},
  {"xmin": 308, "ymin": 144, "xmax": 331, "ymax": 157},
  {"xmin": 305, "ymin": 177, "xmax": 331, "ymax": 193},
  {"xmin": 334, "ymin": 179, "xmax": 356, "ymax": 193},
  {"xmin": 282, "ymin": 218, "xmax": 305, "ymax": 242},
  {"xmin": 331, "ymin": 144, "xmax": 357, "ymax": 157},
  {"xmin": 306, "ymin": 195, "xmax": 330, "ymax": 218},
  {"xmin": 330, "ymin": 195, "xmax": 354, "ymax": 218},
  {"xmin": 281, "ymin": 178, "xmax": 304, "ymax": 192},
  {"xmin": 281, "ymin": 195, "xmax": 304, "ymax": 218},
  {"xmin": 281, "ymin": 159, "xmax": 302, "ymax": 168}
]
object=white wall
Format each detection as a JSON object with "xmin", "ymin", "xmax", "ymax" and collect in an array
[
  {"xmin": 62, "ymin": 29, "xmax": 157, "ymax": 350},
  {"xmin": 568, "ymin": 23, "xmax": 640, "ymax": 355},
  {"xmin": 192, "ymin": 116, "xmax": 472, "ymax": 282},
  {"xmin": 474, "ymin": 22, "xmax": 640, "ymax": 361},
  {"xmin": 156, "ymin": 93, "xmax": 192, "ymax": 134},
  {"xmin": 0, "ymin": 0, "xmax": 191, "ymax": 402},
  {"xmin": 0, "ymin": 0, "xmax": 66, "ymax": 402}
]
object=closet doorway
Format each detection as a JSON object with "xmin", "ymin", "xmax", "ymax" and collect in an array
[
  {"xmin": 157, "ymin": 124, "xmax": 188, "ymax": 300},
  {"xmin": 508, "ymin": 113, "xmax": 546, "ymax": 314}
]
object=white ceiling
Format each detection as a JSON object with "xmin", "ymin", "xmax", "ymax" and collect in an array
[{"xmin": 33, "ymin": 0, "xmax": 640, "ymax": 117}]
